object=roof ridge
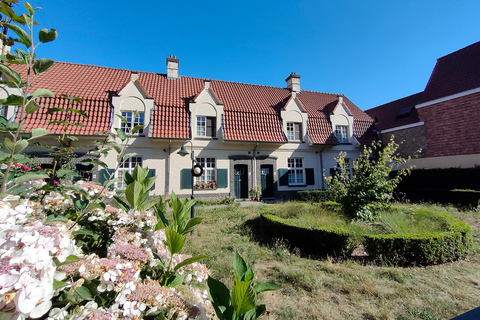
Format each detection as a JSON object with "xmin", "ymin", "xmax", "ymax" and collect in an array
[
  {"xmin": 300, "ymin": 89, "xmax": 344, "ymax": 96},
  {"xmin": 436, "ymin": 41, "xmax": 480, "ymax": 61}
]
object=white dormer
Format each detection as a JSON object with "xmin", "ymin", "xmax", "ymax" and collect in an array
[
  {"xmin": 330, "ymin": 96, "xmax": 354, "ymax": 143},
  {"xmin": 281, "ymin": 95, "xmax": 308, "ymax": 142},
  {"xmin": 189, "ymin": 80, "xmax": 224, "ymax": 139},
  {"xmin": 111, "ymin": 72, "xmax": 155, "ymax": 136}
]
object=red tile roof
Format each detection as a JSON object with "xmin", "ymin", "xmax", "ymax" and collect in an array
[
  {"xmin": 422, "ymin": 41, "xmax": 480, "ymax": 103},
  {"xmin": 365, "ymin": 92, "xmax": 423, "ymax": 131},
  {"xmin": 10, "ymin": 61, "xmax": 375, "ymax": 144}
]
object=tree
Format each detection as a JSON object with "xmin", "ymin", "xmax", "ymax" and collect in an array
[{"xmin": 325, "ymin": 136, "xmax": 416, "ymax": 221}]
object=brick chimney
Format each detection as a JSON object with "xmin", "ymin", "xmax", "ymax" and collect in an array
[
  {"xmin": 166, "ymin": 55, "xmax": 179, "ymax": 79},
  {"xmin": 285, "ymin": 72, "xmax": 300, "ymax": 93}
]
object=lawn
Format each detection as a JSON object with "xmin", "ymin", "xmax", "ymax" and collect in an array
[{"xmin": 186, "ymin": 202, "xmax": 480, "ymax": 320}]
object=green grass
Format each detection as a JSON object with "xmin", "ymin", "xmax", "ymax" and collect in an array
[{"xmin": 185, "ymin": 202, "xmax": 480, "ymax": 319}]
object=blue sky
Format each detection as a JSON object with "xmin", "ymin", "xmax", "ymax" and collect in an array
[{"xmin": 26, "ymin": 0, "xmax": 480, "ymax": 110}]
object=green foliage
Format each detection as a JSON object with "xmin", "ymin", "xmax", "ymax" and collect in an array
[
  {"xmin": 325, "ymin": 136, "xmax": 416, "ymax": 221},
  {"xmin": 207, "ymin": 251, "xmax": 280, "ymax": 320},
  {"xmin": 297, "ymin": 189, "xmax": 335, "ymax": 202}
]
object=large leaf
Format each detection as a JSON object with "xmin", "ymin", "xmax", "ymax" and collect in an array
[
  {"xmin": 181, "ymin": 217, "xmax": 203, "ymax": 235},
  {"xmin": 53, "ymin": 255, "xmax": 80, "ymax": 267},
  {"xmin": 32, "ymin": 58, "xmax": 55, "ymax": 75},
  {"xmin": 45, "ymin": 107, "xmax": 64, "ymax": 114},
  {"xmin": 115, "ymin": 128, "xmax": 126, "ymax": 141},
  {"xmin": 125, "ymin": 180, "xmax": 143, "ymax": 209},
  {"xmin": 2, "ymin": 22, "xmax": 31, "ymax": 48},
  {"xmin": 122, "ymin": 152, "xmax": 138, "ymax": 162},
  {"xmin": 56, "ymin": 169, "xmax": 79, "ymax": 178},
  {"xmin": 4, "ymin": 137, "xmax": 28, "ymax": 154},
  {"xmin": 38, "ymin": 28, "xmax": 57, "ymax": 43},
  {"xmin": 14, "ymin": 173, "xmax": 48, "ymax": 184},
  {"xmin": 31, "ymin": 88, "xmax": 54, "ymax": 99},
  {"xmin": 25, "ymin": 99, "xmax": 42, "ymax": 114},
  {"xmin": 68, "ymin": 108, "xmax": 88, "ymax": 118},
  {"xmin": 165, "ymin": 273, "xmax": 184, "ymax": 288},
  {"xmin": 253, "ymin": 282, "xmax": 281, "ymax": 294},
  {"xmin": 233, "ymin": 251, "xmax": 252, "ymax": 283},
  {"xmin": 74, "ymin": 286, "xmax": 93, "ymax": 301},
  {"xmin": 165, "ymin": 227, "xmax": 184, "ymax": 255},
  {"xmin": 174, "ymin": 254, "xmax": 209, "ymax": 272},
  {"xmin": 244, "ymin": 305, "xmax": 267, "ymax": 320},
  {"xmin": 232, "ymin": 281, "xmax": 256, "ymax": 316},
  {"xmin": 29, "ymin": 128, "xmax": 50, "ymax": 139},
  {"xmin": 0, "ymin": 63, "xmax": 21, "ymax": 85},
  {"xmin": 207, "ymin": 276, "xmax": 234, "ymax": 320},
  {"xmin": 72, "ymin": 228, "xmax": 99, "ymax": 240}
]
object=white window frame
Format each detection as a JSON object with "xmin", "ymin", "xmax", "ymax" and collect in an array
[
  {"xmin": 117, "ymin": 156, "xmax": 142, "ymax": 190},
  {"xmin": 196, "ymin": 116, "xmax": 216, "ymax": 138},
  {"xmin": 287, "ymin": 158, "xmax": 304, "ymax": 185},
  {"xmin": 121, "ymin": 111, "xmax": 144, "ymax": 134},
  {"xmin": 287, "ymin": 122, "xmax": 302, "ymax": 141},
  {"xmin": 335, "ymin": 125, "xmax": 349, "ymax": 143},
  {"xmin": 194, "ymin": 157, "xmax": 216, "ymax": 184}
]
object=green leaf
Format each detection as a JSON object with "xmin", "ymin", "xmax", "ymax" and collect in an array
[
  {"xmin": 2, "ymin": 22, "xmax": 31, "ymax": 48},
  {"xmin": 29, "ymin": 128, "xmax": 50, "ymax": 139},
  {"xmin": 125, "ymin": 180, "xmax": 143, "ymax": 209},
  {"xmin": 207, "ymin": 276, "xmax": 234, "ymax": 320},
  {"xmin": 31, "ymin": 88, "xmax": 54, "ymax": 99},
  {"xmin": 45, "ymin": 107, "xmax": 64, "ymax": 114},
  {"xmin": 67, "ymin": 108, "xmax": 88, "ymax": 119},
  {"xmin": 53, "ymin": 280, "xmax": 68, "ymax": 290},
  {"xmin": 4, "ymin": 137, "xmax": 28, "ymax": 154},
  {"xmin": 64, "ymin": 185, "xmax": 89, "ymax": 197},
  {"xmin": 57, "ymin": 169, "xmax": 79, "ymax": 178},
  {"xmin": 85, "ymin": 202, "xmax": 106, "ymax": 212},
  {"xmin": 232, "ymin": 280, "xmax": 256, "ymax": 316},
  {"xmin": 116, "ymin": 113, "xmax": 128, "ymax": 124},
  {"xmin": 38, "ymin": 28, "xmax": 57, "ymax": 43},
  {"xmin": 72, "ymin": 228, "xmax": 99, "ymax": 240},
  {"xmin": 74, "ymin": 198, "xmax": 89, "ymax": 211},
  {"xmin": 23, "ymin": 2, "xmax": 34, "ymax": 15},
  {"xmin": 174, "ymin": 254, "xmax": 209, "ymax": 272},
  {"xmin": 74, "ymin": 286, "xmax": 93, "ymax": 300},
  {"xmin": 165, "ymin": 273, "xmax": 184, "ymax": 288},
  {"xmin": 25, "ymin": 99, "xmax": 43, "ymax": 114},
  {"xmin": 45, "ymin": 214, "xmax": 68, "ymax": 223},
  {"xmin": 181, "ymin": 217, "xmax": 203, "ymax": 235},
  {"xmin": 165, "ymin": 227, "xmax": 184, "ymax": 255},
  {"xmin": 253, "ymin": 282, "xmax": 281, "ymax": 294},
  {"xmin": 0, "ymin": 94, "xmax": 23, "ymax": 106},
  {"xmin": 115, "ymin": 128, "xmax": 126, "ymax": 141},
  {"xmin": 32, "ymin": 58, "xmax": 54, "ymax": 75},
  {"xmin": 233, "ymin": 251, "xmax": 251, "ymax": 283},
  {"xmin": 131, "ymin": 124, "xmax": 144, "ymax": 134},
  {"xmin": 54, "ymin": 255, "xmax": 80, "ymax": 266},
  {"xmin": 0, "ymin": 63, "xmax": 21, "ymax": 85},
  {"xmin": 138, "ymin": 197, "xmax": 159, "ymax": 212},
  {"xmin": 122, "ymin": 152, "xmax": 138, "ymax": 162},
  {"xmin": 90, "ymin": 159, "xmax": 108, "ymax": 170},
  {"xmin": 14, "ymin": 173, "xmax": 48, "ymax": 184}
]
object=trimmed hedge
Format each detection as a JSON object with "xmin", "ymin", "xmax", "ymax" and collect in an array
[
  {"xmin": 258, "ymin": 212, "xmax": 354, "ymax": 258},
  {"xmin": 297, "ymin": 190, "xmax": 335, "ymax": 203},
  {"xmin": 254, "ymin": 205, "xmax": 472, "ymax": 266},
  {"xmin": 363, "ymin": 210, "xmax": 472, "ymax": 266}
]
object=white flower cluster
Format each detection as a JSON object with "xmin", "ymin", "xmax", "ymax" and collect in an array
[{"xmin": 0, "ymin": 200, "xmax": 77, "ymax": 320}]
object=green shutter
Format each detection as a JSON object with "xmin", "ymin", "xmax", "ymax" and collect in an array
[
  {"xmin": 279, "ymin": 168, "xmax": 289, "ymax": 186},
  {"xmin": 147, "ymin": 169, "xmax": 156, "ymax": 190},
  {"xmin": 181, "ymin": 168, "xmax": 192, "ymax": 189},
  {"xmin": 99, "ymin": 168, "xmax": 115, "ymax": 189},
  {"xmin": 217, "ymin": 169, "xmax": 228, "ymax": 188},
  {"xmin": 306, "ymin": 168, "xmax": 315, "ymax": 185}
]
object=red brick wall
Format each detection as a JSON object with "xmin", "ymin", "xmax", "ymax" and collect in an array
[
  {"xmin": 417, "ymin": 91, "xmax": 480, "ymax": 157},
  {"xmin": 382, "ymin": 126, "xmax": 427, "ymax": 159}
]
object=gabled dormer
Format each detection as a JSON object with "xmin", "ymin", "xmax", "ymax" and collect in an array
[
  {"xmin": 280, "ymin": 94, "xmax": 308, "ymax": 142},
  {"xmin": 329, "ymin": 96, "xmax": 354, "ymax": 144},
  {"xmin": 189, "ymin": 80, "xmax": 224, "ymax": 140},
  {"xmin": 111, "ymin": 72, "xmax": 155, "ymax": 137}
]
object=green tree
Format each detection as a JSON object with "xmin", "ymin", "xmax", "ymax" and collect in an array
[{"xmin": 325, "ymin": 136, "xmax": 416, "ymax": 221}]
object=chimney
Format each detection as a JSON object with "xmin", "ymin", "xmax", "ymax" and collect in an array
[
  {"xmin": 285, "ymin": 72, "xmax": 301, "ymax": 93},
  {"xmin": 166, "ymin": 55, "xmax": 179, "ymax": 79},
  {"xmin": 131, "ymin": 71, "xmax": 138, "ymax": 82}
]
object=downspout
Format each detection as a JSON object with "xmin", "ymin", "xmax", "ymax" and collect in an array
[
  {"xmin": 253, "ymin": 142, "xmax": 259, "ymax": 190},
  {"xmin": 319, "ymin": 147, "xmax": 326, "ymax": 190},
  {"xmin": 166, "ymin": 139, "xmax": 171, "ymax": 196}
]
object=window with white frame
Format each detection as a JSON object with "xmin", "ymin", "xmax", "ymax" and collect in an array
[
  {"xmin": 0, "ymin": 105, "xmax": 7, "ymax": 118},
  {"xmin": 287, "ymin": 122, "xmax": 302, "ymax": 141},
  {"xmin": 335, "ymin": 125, "xmax": 349, "ymax": 143},
  {"xmin": 196, "ymin": 116, "xmax": 216, "ymax": 138},
  {"xmin": 117, "ymin": 156, "xmax": 142, "ymax": 190},
  {"xmin": 287, "ymin": 158, "xmax": 304, "ymax": 185},
  {"xmin": 121, "ymin": 111, "xmax": 144, "ymax": 134},
  {"xmin": 195, "ymin": 157, "xmax": 216, "ymax": 185}
]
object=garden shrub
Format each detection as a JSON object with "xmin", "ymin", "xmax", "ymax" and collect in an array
[
  {"xmin": 363, "ymin": 210, "xmax": 472, "ymax": 266},
  {"xmin": 297, "ymin": 190, "xmax": 334, "ymax": 202}
]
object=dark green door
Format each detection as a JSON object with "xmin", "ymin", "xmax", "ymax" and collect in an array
[
  {"xmin": 261, "ymin": 165, "xmax": 274, "ymax": 198},
  {"xmin": 234, "ymin": 165, "xmax": 248, "ymax": 199}
]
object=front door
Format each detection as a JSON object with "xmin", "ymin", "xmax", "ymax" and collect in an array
[
  {"xmin": 261, "ymin": 165, "xmax": 274, "ymax": 198},
  {"xmin": 234, "ymin": 164, "xmax": 248, "ymax": 199}
]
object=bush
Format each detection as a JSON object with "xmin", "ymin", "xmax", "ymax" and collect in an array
[
  {"xmin": 363, "ymin": 211, "xmax": 472, "ymax": 266},
  {"xmin": 297, "ymin": 190, "xmax": 335, "ymax": 202}
]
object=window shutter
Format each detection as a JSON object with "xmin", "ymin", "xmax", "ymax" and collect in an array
[
  {"xmin": 181, "ymin": 168, "xmax": 192, "ymax": 189},
  {"xmin": 207, "ymin": 117, "xmax": 216, "ymax": 137},
  {"xmin": 306, "ymin": 168, "xmax": 315, "ymax": 185},
  {"xmin": 147, "ymin": 169, "xmax": 156, "ymax": 190},
  {"xmin": 279, "ymin": 168, "xmax": 289, "ymax": 186},
  {"xmin": 217, "ymin": 169, "xmax": 228, "ymax": 188},
  {"xmin": 99, "ymin": 169, "xmax": 115, "ymax": 189}
]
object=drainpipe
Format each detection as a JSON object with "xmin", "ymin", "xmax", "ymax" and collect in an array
[
  {"xmin": 319, "ymin": 147, "xmax": 326, "ymax": 190},
  {"xmin": 253, "ymin": 142, "xmax": 259, "ymax": 190},
  {"xmin": 166, "ymin": 140, "xmax": 171, "ymax": 196}
]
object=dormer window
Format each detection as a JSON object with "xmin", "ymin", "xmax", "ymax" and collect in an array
[
  {"xmin": 121, "ymin": 111, "xmax": 144, "ymax": 134},
  {"xmin": 287, "ymin": 122, "xmax": 302, "ymax": 141},
  {"xmin": 335, "ymin": 125, "xmax": 349, "ymax": 143},
  {"xmin": 196, "ymin": 116, "xmax": 216, "ymax": 138}
]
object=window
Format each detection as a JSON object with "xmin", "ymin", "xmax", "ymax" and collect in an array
[
  {"xmin": 330, "ymin": 158, "xmax": 352, "ymax": 181},
  {"xmin": 335, "ymin": 125, "xmax": 349, "ymax": 143},
  {"xmin": 196, "ymin": 116, "xmax": 216, "ymax": 138},
  {"xmin": 0, "ymin": 105, "xmax": 8, "ymax": 118},
  {"xmin": 287, "ymin": 158, "xmax": 304, "ymax": 185},
  {"xmin": 195, "ymin": 157, "xmax": 216, "ymax": 185},
  {"xmin": 117, "ymin": 156, "xmax": 142, "ymax": 190},
  {"xmin": 121, "ymin": 111, "xmax": 144, "ymax": 134},
  {"xmin": 287, "ymin": 122, "xmax": 302, "ymax": 141}
]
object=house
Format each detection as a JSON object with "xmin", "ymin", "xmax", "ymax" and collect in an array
[
  {"xmin": 1, "ymin": 56, "xmax": 376, "ymax": 199},
  {"xmin": 366, "ymin": 41, "xmax": 480, "ymax": 170}
]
